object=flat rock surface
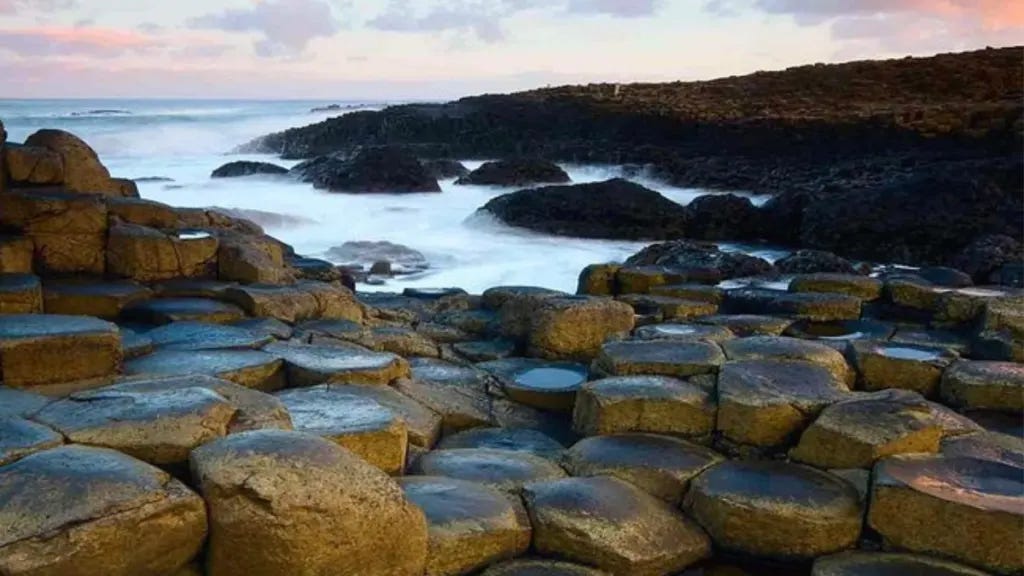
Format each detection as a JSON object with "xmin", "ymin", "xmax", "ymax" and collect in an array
[
  {"xmin": 265, "ymin": 341, "xmax": 409, "ymax": 387},
  {"xmin": 812, "ymin": 551, "xmax": 994, "ymax": 576},
  {"xmin": 411, "ymin": 448, "xmax": 567, "ymax": 494},
  {"xmin": 0, "ymin": 417, "xmax": 63, "ymax": 466},
  {"xmin": 121, "ymin": 298, "xmax": 246, "ymax": 325},
  {"xmin": 125, "ymin": 349, "xmax": 284, "ymax": 391},
  {"xmin": 594, "ymin": 340, "xmax": 725, "ymax": 378},
  {"xmin": 437, "ymin": 427, "xmax": 566, "ymax": 461},
  {"xmin": 523, "ymin": 476, "xmax": 711, "ymax": 576},
  {"xmin": 573, "ymin": 375, "xmax": 716, "ymax": 438},
  {"xmin": 146, "ymin": 321, "xmax": 272, "ymax": 351},
  {"xmin": 722, "ymin": 336, "xmax": 854, "ymax": 385}
]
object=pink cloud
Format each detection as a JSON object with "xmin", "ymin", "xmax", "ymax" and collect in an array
[{"xmin": 0, "ymin": 25, "xmax": 161, "ymax": 57}]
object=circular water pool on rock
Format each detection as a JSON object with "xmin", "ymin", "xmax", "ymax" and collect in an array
[
  {"xmin": 876, "ymin": 346, "xmax": 945, "ymax": 361},
  {"xmin": 514, "ymin": 367, "xmax": 587, "ymax": 391}
]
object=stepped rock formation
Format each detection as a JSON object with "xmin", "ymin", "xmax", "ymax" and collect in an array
[{"xmin": 2, "ymin": 74, "xmax": 1024, "ymax": 575}]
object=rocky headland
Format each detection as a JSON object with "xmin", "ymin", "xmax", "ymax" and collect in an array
[
  {"xmin": 243, "ymin": 47, "xmax": 1023, "ymax": 269},
  {"xmin": 0, "ymin": 47, "xmax": 1023, "ymax": 576}
]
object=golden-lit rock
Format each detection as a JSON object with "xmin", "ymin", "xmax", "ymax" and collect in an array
[{"xmin": 573, "ymin": 375, "xmax": 716, "ymax": 439}]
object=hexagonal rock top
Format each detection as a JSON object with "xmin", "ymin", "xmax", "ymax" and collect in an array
[
  {"xmin": 275, "ymin": 385, "xmax": 408, "ymax": 474},
  {"xmin": 572, "ymin": 375, "xmax": 716, "ymax": 439},
  {"xmin": 523, "ymin": 476, "xmax": 711, "ymax": 575},
  {"xmin": 126, "ymin": 347, "xmax": 285, "ymax": 388},
  {"xmin": 685, "ymin": 460, "xmax": 863, "ymax": 560},
  {"xmin": 121, "ymin": 297, "xmax": 246, "ymax": 325},
  {"xmin": 724, "ymin": 288, "xmax": 862, "ymax": 322},
  {"xmin": 941, "ymin": 360, "xmax": 1024, "ymax": 413},
  {"xmin": 146, "ymin": 321, "xmax": 273, "ymax": 351},
  {"xmin": 411, "ymin": 448, "xmax": 567, "ymax": 495},
  {"xmin": 790, "ymin": 389, "xmax": 981, "ymax": 470},
  {"xmin": 0, "ymin": 417, "xmax": 63, "ymax": 466},
  {"xmin": 501, "ymin": 295, "xmax": 635, "ymax": 361},
  {"xmin": 564, "ymin": 433, "xmax": 723, "ymax": 504},
  {"xmin": 716, "ymin": 360, "xmax": 850, "ymax": 451},
  {"xmin": 722, "ymin": 336, "xmax": 854, "ymax": 386},
  {"xmin": 399, "ymin": 476, "xmax": 531, "ymax": 575},
  {"xmin": 868, "ymin": 453, "xmax": 1023, "ymax": 575},
  {"xmin": 327, "ymin": 383, "xmax": 442, "ymax": 449},
  {"xmin": 478, "ymin": 357, "xmax": 589, "ymax": 413},
  {"xmin": 189, "ymin": 430, "xmax": 428, "ymax": 576},
  {"xmin": 633, "ymin": 322, "xmax": 734, "ymax": 343},
  {"xmin": 694, "ymin": 314, "xmax": 794, "ymax": 337},
  {"xmin": 0, "ymin": 314, "xmax": 121, "ymax": 390},
  {"xmin": 0, "ymin": 445, "xmax": 207, "ymax": 576},
  {"xmin": 480, "ymin": 559, "xmax": 612, "ymax": 575},
  {"xmin": 264, "ymin": 341, "xmax": 409, "ymax": 387},
  {"xmin": 812, "ymin": 551, "xmax": 994, "ymax": 576},
  {"xmin": 437, "ymin": 427, "xmax": 566, "ymax": 461},
  {"xmin": 849, "ymin": 340, "xmax": 959, "ymax": 396},
  {"xmin": 42, "ymin": 281, "xmax": 152, "ymax": 319},
  {"xmin": 593, "ymin": 340, "xmax": 725, "ymax": 379}
]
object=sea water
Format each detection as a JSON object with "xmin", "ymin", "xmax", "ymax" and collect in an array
[{"xmin": 1, "ymin": 99, "xmax": 785, "ymax": 293}]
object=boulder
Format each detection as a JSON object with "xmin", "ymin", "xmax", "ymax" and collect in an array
[
  {"xmin": 577, "ymin": 263, "xmax": 620, "ymax": 296},
  {"xmin": 210, "ymin": 160, "xmax": 288, "ymax": 178},
  {"xmin": 125, "ymin": 349, "xmax": 285, "ymax": 391},
  {"xmin": 573, "ymin": 375, "xmax": 716, "ymax": 439},
  {"xmin": 0, "ymin": 190, "xmax": 107, "ymax": 275},
  {"xmin": 724, "ymin": 288, "xmax": 862, "ymax": 322},
  {"xmin": 685, "ymin": 460, "xmax": 862, "ymax": 560},
  {"xmin": 0, "ymin": 236, "xmax": 34, "ymax": 274},
  {"xmin": 399, "ymin": 476, "xmax": 530, "ymax": 575},
  {"xmin": 4, "ymin": 144, "xmax": 64, "ymax": 185},
  {"xmin": 107, "ymin": 224, "xmax": 218, "ymax": 282},
  {"xmin": 615, "ymin": 266, "xmax": 688, "ymax": 295},
  {"xmin": 716, "ymin": 359, "xmax": 849, "ymax": 452},
  {"xmin": 0, "ymin": 445, "xmax": 206, "ymax": 576},
  {"xmin": 649, "ymin": 283, "xmax": 725, "ymax": 303},
  {"xmin": 625, "ymin": 240, "xmax": 775, "ymax": 281},
  {"xmin": 42, "ymin": 281, "xmax": 151, "ymax": 319},
  {"xmin": 327, "ymin": 240, "xmax": 429, "ymax": 273},
  {"xmin": 722, "ymin": 336, "xmax": 854, "ymax": 385},
  {"xmin": 812, "ymin": 551, "xmax": 993, "ymax": 576},
  {"xmin": 480, "ymin": 179, "xmax": 689, "ymax": 240},
  {"xmin": 221, "ymin": 284, "xmax": 318, "ymax": 324},
  {"xmin": 421, "ymin": 158, "xmax": 470, "ymax": 179},
  {"xmin": 217, "ymin": 233, "xmax": 290, "ymax": 284},
  {"xmin": 265, "ymin": 341, "xmax": 409, "ymax": 387},
  {"xmin": 564, "ymin": 433, "xmax": 723, "ymax": 504},
  {"xmin": 121, "ymin": 297, "xmax": 245, "ymax": 325},
  {"xmin": 790, "ymin": 389, "xmax": 981, "ymax": 469},
  {"xmin": 848, "ymin": 341, "xmax": 959, "ymax": 396},
  {"xmin": 106, "ymin": 197, "xmax": 180, "ymax": 229},
  {"xmin": 190, "ymin": 430, "xmax": 428, "ymax": 576},
  {"xmin": 276, "ymin": 385, "xmax": 407, "ymax": 474},
  {"xmin": 437, "ymin": 427, "xmax": 565, "ymax": 461},
  {"xmin": 0, "ymin": 314, "xmax": 121, "ymax": 392},
  {"xmin": 682, "ymin": 193, "xmax": 763, "ymax": 240},
  {"xmin": 481, "ymin": 559, "xmax": 611, "ymax": 575},
  {"xmin": 868, "ymin": 453, "xmax": 1023, "ymax": 574},
  {"xmin": 34, "ymin": 385, "xmax": 237, "ymax": 469},
  {"xmin": 950, "ymin": 234, "xmax": 1024, "ymax": 285},
  {"xmin": 776, "ymin": 250, "xmax": 858, "ymax": 275},
  {"xmin": 789, "ymin": 274, "xmax": 883, "ymax": 300},
  {"xmin": 23, "ymin": 129, "xmax": 125, "ymax": 195},
  {"xmin": 941, "ymin": 360, "xmax": 1024, "ymax": 413},
  {"xmin": 0, "ymin": 274, "xmax": 42, "ymax": 314},
  {"xmin": 412, "ymin": 448, "xmax": 567, "ymax": 495},
  {"xmin": 523, "ymin": 476, "xmax": 711, "ymax": 575},
  {"xmin": 0, "ymin": 417, "xmax": 62, "ymax": 466},
  {"xmin": 457, "ymin": 158, "xmax": 570, "ymax": 186},
  {"xmin": 500, "ymin": 295, "xmax": 634, "ymax": 361},
  {"xmin": 294, "ymin": 147, "xmax": 441, "ymax": 193},
  {"xmin": 593, "ymin": 340, "xmax": 725, "ymax": 378}
]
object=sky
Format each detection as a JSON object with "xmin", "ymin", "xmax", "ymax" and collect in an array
[{"xmin": 0, "ymin": 0, "xmax": 1021, "ymax": 99}]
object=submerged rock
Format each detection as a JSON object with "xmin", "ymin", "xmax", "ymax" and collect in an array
[
  {"xmin": 480, "ymin": 178, "xmax": 689, "ymax": 240},
  {"xmin": 210, "ymin": 161, "xmax": 288, "ymax": 178},
  {"xmin": 457, "ymin": 158, "xmax": 570, "ymax": 186},
  {"xmin": 292, "ymin": 146, "xmax": 441, "ymax": 193}
]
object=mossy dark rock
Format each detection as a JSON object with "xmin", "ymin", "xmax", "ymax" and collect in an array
[
  {"xmin": 457, "ymin": 158, "xmax": 569, "ymax": 186},
  {"xmin": 211, "ymin": 161, "xmax": 288, "ymax": 178}
]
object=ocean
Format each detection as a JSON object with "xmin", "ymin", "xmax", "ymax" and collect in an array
[{"xmin": 0, "ymin": 99, "xmax": 786, "ymax": 293}]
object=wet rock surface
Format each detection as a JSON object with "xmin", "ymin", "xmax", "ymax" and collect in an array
[{"xmin": 458, "ymin": 158, "xmax": 570, "ymax": 187}]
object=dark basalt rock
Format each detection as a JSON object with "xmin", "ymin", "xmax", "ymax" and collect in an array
[
  {"xmin": 682, "ymin": 194, "xmax": 763, "ymax": 241},
  {"xmin": 626, "ymin": 240, "xmax": 775, "ymax": 281},
  {"xmin": 211, "ymin": 161, "xmax": 288, "ymax": 178},
  {"xmin": 421, "ymin": 159, "xmax": 469, "ymax": 179},
  {"xmin": 292, "ymin": 146, "xmax": 441, "ymax": 193},
  {"xmin": 456, "ymin": 158, "xmax": 570, "ymax": 187},
  {"xmin": 950, "ymin": 234, "xmax": 1024, "ymax": 285},
  {"xmin": 480, "ymin": 178, "xmax": 688, "ymax": 240},
  {"xmin": 776, "ymin": 250, "xmax": 858, "ymax": 275}
]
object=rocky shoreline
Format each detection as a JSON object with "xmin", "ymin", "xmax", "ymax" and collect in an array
[
  {"xmin": 1, "ymin": 119, "xmax": 1023, "ymax": 575},
  {"xmin": 240, "ymin": 47, "xmax": 1023, "ymax": 269}
]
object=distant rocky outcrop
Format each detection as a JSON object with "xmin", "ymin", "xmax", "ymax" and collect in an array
[
  {"xmin": 292, "ymin": 147, "xmax": 441, "ymax": 193},
  {"xmin": 625, "ymin": 240, "xmax": 776, "ymax": 280},
  {"xmin": 421, "ymin": 159, "xmax": 469, "ymax": 179},
  {"xmin": 15, "ymin": 129, "xmax": 136, "ymax": 197},
  {"xmin": 211, "ymin": 161, "xmax": 288, "ymax": 178},
  {"xmin": 480, "ymin": 178, "xmax": 688, "ymax": 239},
  {"xmin": 456, "ymin": 159, "xmax": 570, "ymax": 187}
]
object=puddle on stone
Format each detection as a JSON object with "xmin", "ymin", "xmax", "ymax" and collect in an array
[
  {"xmin": 876, "ymin": 346, "xmax": 943, "ymax": 361},
  {"xmin": 653, "ymin": 324, "xmax": 698, "ymax": 336},
  {"xmin": 514, "ymin": 367, "xmax": 586, "ymax": 391},
  {"xmin": 178, "ymin": 231, "xmax": 212, "ymax": 241}
]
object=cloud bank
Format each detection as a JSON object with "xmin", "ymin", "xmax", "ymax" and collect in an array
[{"xmin": 189, "ymin": 0, "xmax": 341, "ymax": 57}]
